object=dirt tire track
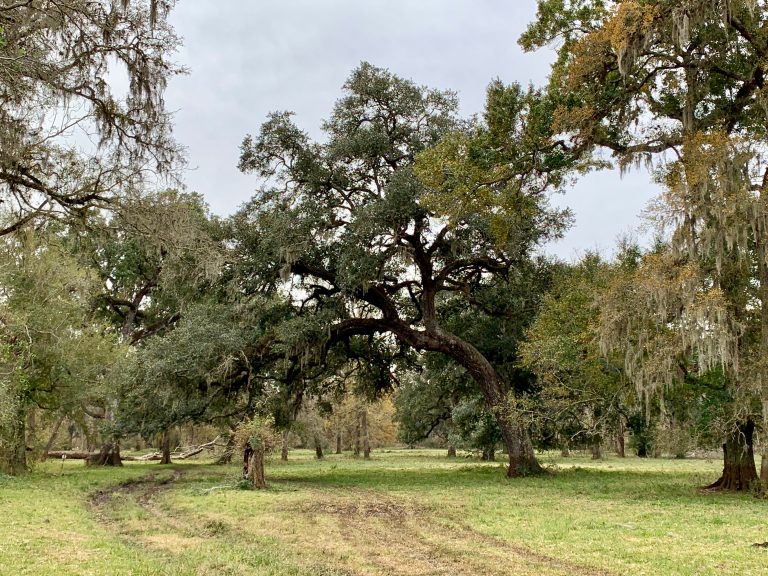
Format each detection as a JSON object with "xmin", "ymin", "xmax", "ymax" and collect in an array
[{"xmin": 87, "ymin": 475, "xmax": 614, "ymax": 576}]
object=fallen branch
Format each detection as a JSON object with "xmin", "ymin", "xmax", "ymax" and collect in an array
[
  {"xmin": 45, "ymin": 450, "xmax": 140, "ymax": 461},
  {"xmin": 46, "ymin": 450, "xmax": 93, "ymax": 459},
  {"xmin": 176, "ymin": 436, "xmax": 222, "ymax": 459},
  {"xmin": 46, "ymin": 436, "xmax": 224, "ymax": 462}
]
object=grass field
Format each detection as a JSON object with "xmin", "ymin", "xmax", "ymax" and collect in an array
[{"xmin": 1, "ymin": 449, "xmax": 767, "ymax": 575}]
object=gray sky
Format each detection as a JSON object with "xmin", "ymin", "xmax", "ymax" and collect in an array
[{"xmin": 165, "ymin": 0, "xmax": 658, "ymax": 260}]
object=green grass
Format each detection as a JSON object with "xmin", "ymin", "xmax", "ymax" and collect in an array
[{"xmin": 2, "ymin": 450, "xmax": 767, "ymax": 575}]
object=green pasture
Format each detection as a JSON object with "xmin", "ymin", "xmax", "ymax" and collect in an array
[{"xmin": 1, "ymin": 450, "xmax": 766, "ymax": 575}]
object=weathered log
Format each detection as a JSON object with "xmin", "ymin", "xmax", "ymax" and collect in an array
[
  {"xmin": 46, "ymin": 450, "xmax": 94, "ymax": 459},
  {"xmin": 46, "ymin": 436, "xmax": 223, "ymax": 462},
  {"xmin": 177, "ymin": 436, "xmax": 222, "ymax": 459}
]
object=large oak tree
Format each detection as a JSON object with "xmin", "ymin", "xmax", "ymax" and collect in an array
[
  {"xmin": 524, "ymin": 0, "xmax": 768, "ymax": 489},
  {"xmin": 234, "ymin": 63, "xmax": 573, "ymax": 476}
]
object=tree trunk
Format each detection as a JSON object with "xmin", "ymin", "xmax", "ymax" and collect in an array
[
  {"xmin": 215, "ymin": 434, "xmax": 235, "ymax": 465},
  {"xmin": 353, "ymin": 414, "xmax": 361, "ymax": 457},
  {"xmin": 442, "ymin": 335, "xmax": 541, "ymax": 477},
  {"xmin": 431, "ymin": 338, "xmax": 541, "ymax": 475},
  {"xmin": 761, "ymin": 449, "xmax": 768, "ymax": 490},
  {"xmin": 385, "ymin": 297, "xmax": 542, "ymax": 476},
  {"xmin": 706, "ymin": 420, "xmax": 758, "ymax": 491},
  {"xmin": 281, "ymin": 429, "xmax": 289, "ymax": 461},
  {"xmin": 447, "ymin": 444, "xmax": 457, "ymax": 458},
  {"xmin": 756, "ymin": 221, "xmax": 768, "ymax": 489},
  {"xmin": 336, "ymin": 430, "xmax": 342, "ymax": 454},
  {"xmin": 243, "ymin": 447, "xmax": 266, "ymax": 489},
  {"xmin": 159, "ymin": 429, "xmax": 171, "ymax": 465},
  {"xmin": 88, "ymin": 440, "xmax": 123, "ymax": 467},
  {"xmin": 26, "ymin": 409, "xmax": 36, "ymax": 452},
  {"xmin": 616, "ymin": 417, "xmax": 626, "ymax": 458},
  {"xmin": 591, "ymin": 441, "xmax": 602, "ymax": 460},
  {"xmin": 361, "ymin": 408, "xmax": 370, "ymax": 459},
  {"xmin": 482, "ymin": 446, "xmax": 495, "ymax": 461},
  {"xmin": 314, "ymin": 433, "xmax": 324, "ymax": 459},
  {"xmin": 44, "ymin": 415, "xmax": 65, "ymax": 454}
]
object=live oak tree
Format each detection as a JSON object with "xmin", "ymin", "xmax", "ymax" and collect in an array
[
  {"xmin": 0, "ymin": 230, "xmax": 124, "ymax": 474},
  {"xmin": 114, "ymin": 283, "xmax": 302, "ymax": 465},
  {"xmin": 79, "ymin": 190, "xmax": 225, "ymax": 463},
  {"xmin": 0, "ymin": 0, "xmax": 182, "ymax": 235},
  {"xmin": 87, "ymin": 190, "xmax": 223, "ymax": 344},
  {"xmin": 235, "ymin": 63, "xmax": 573, "ymax": 477},
  {"xmin": 522, "ymin": 254, "xmax": 631, "ymax": 459},
  {"xmin": 524, "ymin": 0, "xmax": 768, "ymax": 490}
]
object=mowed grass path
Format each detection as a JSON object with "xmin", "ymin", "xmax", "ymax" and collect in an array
[{"xmin": 1, "ymin": 450, "xmax": 766, "ymax": 575}]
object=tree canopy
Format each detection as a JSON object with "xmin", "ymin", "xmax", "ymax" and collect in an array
[
  {"xmin": 0, "ymin": 0, "xmax": 182, "ymax": 234},
  {"xmin": 233, "ymin": 63, "xmax": 574, "ymax": 476}
]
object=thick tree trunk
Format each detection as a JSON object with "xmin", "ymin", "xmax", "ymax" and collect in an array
[
  {"xmin": 46, "ymin": 450, "xmax": 94, "ymax": 459},
  {"xmin": 88, "ymin": 441, "xmax": 123, "ymax": 467},
  {"xmin": 26, "ymin": 409, "xmax": 36, "ymax": 451},
  {"xmin": 591, "ymin": 441, "xmax": 602, "ymax": 460},
  {"xmin": 336, "ymin": 430, "xmax": 342, "ymax": 454},
  {"xmin": 281, "ymin": 429, "xmax": 289, "ymax": 461},
  {"xmin": 434, "ymin": 333, "xmax": 541, "ymax": 476},
  {"xmin": 243, "ymin": 447, "xmax": 266, "ymax": 489},
  {"xmin": 361, "ymin": 408, "xmax": 370, "ymax": 459},
  {"xmin": 376, "ymin": 295, "xmax": 542, "ymax": 476},
  {"xmin": 706, "ymin": 420, "xmax": 758, "ymax": 491},
  {"xmin": 159, "ymin": 429, "xmax": 171, "ymax": 465},
  {"xmin": 447, "ymin": 444, "xmax": 457, "ymax": 458},
  {"xmin": 761, "ymin": 450, "xmax": 768, "ymax": 489}
]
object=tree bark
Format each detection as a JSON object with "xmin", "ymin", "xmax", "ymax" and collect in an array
[
  {"xmin": 418, "ymin": 328, "xmax": 541, "ymax": 477},
  {"xmin": 26, "ymin": 409, "xmax": 36, "ymax": 451},
  {"xmin": 44, "ymin": 415, "xmax": 65, "ymax": 455},
  {"xmin": 87, "ymin": 440, "xmax": 123, "ymax": 467},
  {"xmin": 361, "ymin": 408, "xmax": 370, "ymax": 459},
  {"xmin": 705, "ymin": 420, "xmax": 758, "ymax": 491},
  {"xmin": 616, "ymin": 417, "xmax": 626, "ymax": 458},
  {"xmin": 591, "ymin": 441, "xmax": 602, "ymax": 460},
  {"xmin": 336, "ymin": 430, "xmax": 342, "ymax": 454},
  {"xmin": 281, "ymin": 429, "xmax": 289, "ymax": 461},
  {"xmin": 758, "ymin": 229, "xmax": 768, "ymax": 490},
  {"xmin": 159, "ymin": 429, "xmax": 171, "ymax": 465},
  {"xmin": 46, "ymin": 450, "xmax": 95, "ymax": 459},
  {"xmin": 353, "ymin": 414, "xmax": 361, "ymax": 457},
  {"xmin": 243, "ymin": 447, "xmax": 266, "ymax": 489},
  {"xmin": 328, "ymin": 280, "xmax": 543, "ymax": 476},
  {"xmin": 447, "ymin": 444, "xmax": 457, "ymax": 458},
  {"xmin": 314, "ymin": 433, "xmax": 324, "ymax": 459},
  {"xmin": 761, "ymin": 447, "xmax": 768, "ymax": 490},
  {"xmin": 215, "ymin": 432, "xmax": 236, "ymax": 465}
]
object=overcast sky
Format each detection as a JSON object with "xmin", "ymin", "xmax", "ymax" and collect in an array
[{"xmin": 164, "ymin": 0, "xmax": 658, "ymax": 260}]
